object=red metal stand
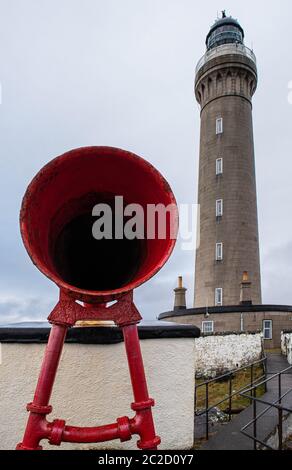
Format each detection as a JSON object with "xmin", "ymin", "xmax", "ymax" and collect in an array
[{"xmin": 16, "ymin": 291, "xmax": 160, "ymax": 450}]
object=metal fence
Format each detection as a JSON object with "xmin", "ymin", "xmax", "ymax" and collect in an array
[
  {"xmin": 195, "ymin": 356, "xmax": 267, "ymax": 440},
  {"xmin": 240, "ymin": 365, "xmax": 292, "ymax": 450}
]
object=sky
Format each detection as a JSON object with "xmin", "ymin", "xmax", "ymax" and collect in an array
[{"xmin": 0, "ymin": 0, "xmax": 292, "ymax": 323}]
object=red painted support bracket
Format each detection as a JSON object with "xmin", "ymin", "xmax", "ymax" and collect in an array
[
  {"xmin": 48, "ymin": 290, "xmax": 142, "ymax": 327},
  {"xmin": 16, "ymin": 292, "xmax": 160, "ymax": 450}
]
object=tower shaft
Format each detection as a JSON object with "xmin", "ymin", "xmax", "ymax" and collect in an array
[{"xmin": 194, "ymin": 17, "xmax": 261, "ymax": 307}]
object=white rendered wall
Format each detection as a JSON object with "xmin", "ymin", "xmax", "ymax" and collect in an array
[
  {"xmin": 0, "ymin": 338, "xmax": 195, "ymax": 450},
  {"xmin": 281, "ymin": 332, "xmax": 292, "ymax": 364},
  {"xmin": 195, "ymin": 333, "xmax": 263, "ymax": 378}
]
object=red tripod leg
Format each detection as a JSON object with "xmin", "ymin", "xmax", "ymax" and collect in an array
[
  {"xmin": 16, "ymin": 324, "xmax": 68, "ymax": 450},
  {"xmin": 122, "ymin": 324, "xmax": 160, "ymax": 450}
]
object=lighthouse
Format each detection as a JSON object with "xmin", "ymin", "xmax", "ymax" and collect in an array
[
  {"xmin": 159, "ymin": 13, "xmax": 292, "ymax": 350},
  {"xmin": 194, "ymin": 12, "xmax": 262, "ymax": 307}
]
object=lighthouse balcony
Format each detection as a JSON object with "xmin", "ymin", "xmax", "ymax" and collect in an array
[{"xmin": 196, "ymin": 43, "xmax": 256, "ymax": 74}]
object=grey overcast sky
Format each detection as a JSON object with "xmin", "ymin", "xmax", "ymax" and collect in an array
[{"xmin": 0, "ymin": 0, "xmax": 292, "ymax": 323}]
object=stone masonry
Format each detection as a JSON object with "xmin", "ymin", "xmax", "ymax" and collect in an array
[{"xmin": 194, "ymin": 42, "xmax": 262, "ymax": 307}]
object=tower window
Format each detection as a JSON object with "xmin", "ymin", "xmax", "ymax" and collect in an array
[
  {"xmin": 216, "ymin": 242, "xmax": 223, "ymax": 261},
  {"xmin": 216, "ymin": 157, "xmax": 223, "ymax": 175},
  {"xmin": 216, "ymin": 117, "xmax": 223, "ymax": 134},
  {"xmin": 215, "ymin": 288, "xmax": 223, "ymax": 306},
  {"xmin": 263, "ymin": 320, "xmax": 272, "ymax": 340},
  {"xmin": 216, "ymin": 199, "xmax": 223, "ymax": 217},
  {"xmin": 202, "ymin": 321, "xmax": 214, "ymax": 334}
]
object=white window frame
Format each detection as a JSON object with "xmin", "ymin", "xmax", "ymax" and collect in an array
[
  {"xmin": 215, "ymin": 288, "xmax": 223, "ymax": 306},
  {"xmin": 216, "ymin": 117, "xmax": 223, "ymax": 134},
  {"xmin": 216, "ymin": 242, "xmax": 223, "ymax": 261},
  {"xmin": 216, "ymin": 157, "xmax": 223, "ymax": 175},
  {"xmin": 202, "ymin": 321, "xmax": 214, "ymax": 334},
  {"xmin": 263, "ymin": 320, "xmax": 272, "ymax": 340},
  {"xmin": 216, "ymin": 199, "xmax": 223, "ymax": 217}
]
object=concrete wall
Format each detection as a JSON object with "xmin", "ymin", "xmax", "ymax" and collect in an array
[
  {"xmin": 264, "ymin": 412, "xmax": 292, "ymax": 450},
  {"xmin": 0, "ymin": 338, "xmax": 195, "ymax": 450},
  {"xmin": 194, "ymin": 332, "xmax": 263, "ymax": 378}
]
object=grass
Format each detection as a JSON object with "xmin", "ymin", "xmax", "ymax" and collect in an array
[
  {"xmin": 265, "ymin": 348, "xmax": 281, "ymax": 354},
  {"xmin": 195, "ymin": 364, "xmax": 266, "ymax": 413}
]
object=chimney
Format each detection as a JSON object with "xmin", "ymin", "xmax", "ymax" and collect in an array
[
  {"xmin": 240, "ymin": 271, "xmax": 252, "ymax": 305},
  {"xmin": 174, "ymin": 276, "xmax": 187, "ymax": 310}
]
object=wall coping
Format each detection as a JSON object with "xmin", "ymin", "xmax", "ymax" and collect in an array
[
  {"xmin": 200, "ymin": 330, "xmax": 262, "ymax": 338},
  {"xmin": 158, "ymin": 304, "xmax": 292, "ymax": 320},
  {"xmin": 0, "ymin": 321, "xmax": 200, "ymax": 344}
]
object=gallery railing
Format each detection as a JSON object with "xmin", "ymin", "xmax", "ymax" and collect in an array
[{"xmin": 195, "ymin": 43, "xmax": 256, "ymax": 74}]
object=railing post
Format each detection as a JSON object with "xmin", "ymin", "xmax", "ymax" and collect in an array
[
  {"xmin": 229, "ymin": 373, "xmax": 232, "ymax": 421},
  {"xmin": 278, "ymin": 371, "xmax": 283, "ymax": 451},
  {"xmin": 253, "ymin": 396, "xmax": 257, "ymax": 451},
  {"xmin": 206, "ymin": 383, "xmax": 209, "ymax": 440},
  {"xmin": 278, "ymin": 408, "xmax": 283, "ymax": 450},
  {"xmin": 250, "ymin": 364, "xmax": 254, "ymax": 404}
]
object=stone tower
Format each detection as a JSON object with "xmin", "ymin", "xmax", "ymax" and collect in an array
[{"xmin": 194, "ymin": 12, "xmax": 262, "ymax": 307}]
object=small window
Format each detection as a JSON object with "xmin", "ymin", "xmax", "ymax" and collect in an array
[
  {"xmin": 216, "ymin": 242, "xmax": 223, "ymax": 261},
  {"xmin": 216, "ymin": 157, "xmax": 223, "ymax": 175},
  {"xmin": 215, "ymin": 288, "xmax": 223, "ymax": 306},
  {"xmin": 216, "ymin": 199, "xmax": 223, "ymax": 217},
  {"xmin": 263, "ymin": 320, "xmax": 272, "ymax": 340},
  {"xmin": 216, "ymin": 117, "xmax": 223, "ymax": 134},
  {"xmin": 202, "ymin": 321, "xmax": 214, "ymax": 334}
]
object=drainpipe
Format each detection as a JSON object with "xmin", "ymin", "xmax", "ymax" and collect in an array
[{"xmin": 240, "ymin": 313, "xmax": 244, "ymax": 332}]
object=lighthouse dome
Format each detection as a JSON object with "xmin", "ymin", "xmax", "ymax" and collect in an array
[{"xmin": 206, "ymin": 12, "xmax": 244, "ymax": 50}]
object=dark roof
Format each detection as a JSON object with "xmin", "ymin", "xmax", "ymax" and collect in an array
[
  {"xmin": 159, "ymin": 304, "xmax": 292, "ymax": 320},
  {"xmin": 0, "ymin": 321, "xmax": 200, "ymax": 344}
]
